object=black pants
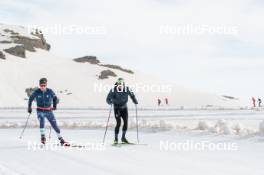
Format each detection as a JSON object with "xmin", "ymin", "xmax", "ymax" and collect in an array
[{"xmin": 114, "ymin": 107, "xmax": 128, "ymax": 138}]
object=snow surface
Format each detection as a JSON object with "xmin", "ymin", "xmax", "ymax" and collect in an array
[{"xmin": 0, "ymin": 128, "xmax": 263, "ymax": 175}]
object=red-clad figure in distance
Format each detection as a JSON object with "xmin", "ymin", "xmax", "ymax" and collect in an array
[{"xmin": 252, "ymin": 97, "xmax": 256, "ymax": 108}]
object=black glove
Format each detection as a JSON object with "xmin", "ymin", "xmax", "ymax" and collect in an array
[
  {"xmin": 107, "ymin": 99, "xmax": 113, "ymax": 105},
  {"xmin": 53, "ymin": 105, "xmax": 57, "ymax": 111},
  {"xmin": 28, "ymin": 107, "xmax": 32, "ymax": 114}
]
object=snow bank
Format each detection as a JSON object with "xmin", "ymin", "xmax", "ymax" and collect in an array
[
  {"xmin": 194, "ymin": 120, "xmax": 257, "ymax": 136},
  {"xmin": 197, "ymin": 121, "xmax": 210, "ymax": 130},
  {"xmin": 0, "ymin": 118, "xmax": 258, "ymax": 137}
]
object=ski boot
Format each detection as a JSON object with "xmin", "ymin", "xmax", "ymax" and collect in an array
[
  {"xmin": 113, "ymin": 138, "xmax": 118, "ymax": 145},
  {"xmin": 59, "ymin": 137, "xmax": 70, "ymax": 147},
  {"xmin": 113, "ymin": 133, "xmax": 119, "ymax": 145},
  {"xmin": 121, "ymin": 131, "xmax": 130, "ymax": 144},
  {"xmin": 121, "ymin": 137, "xmax": 130, "ymax": 144},
  {"xmin": 41, "ymin": 135, "xmax": 46, "ymax": 145}
]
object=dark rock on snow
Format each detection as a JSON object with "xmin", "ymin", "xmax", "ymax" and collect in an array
[
  {"xmin": 11, "ymin": 35, "xmax": 50, "ymax": 52},
  {"xmin": 0, "ymin": 51, "xmax": 6, "ymax": 59},
  {"xmin": 73, "ymin": 56, "xmax": 100, "ymax": 64},
  {"xmin": 100, "ymin": 64, "xmax": 134, "ymax": 74},
  {"xmin": 4, "ymin": 45, "xmax": 26, "ymax": 58},
  {"xmin": 98, "ymin": 70, "xmax": 117, "ymax": 79},
  {"xmin": 73, "ymin": 56, "xmax": 134, "ymax": 74}
]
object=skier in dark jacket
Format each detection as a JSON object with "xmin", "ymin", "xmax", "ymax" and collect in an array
[
  {"xmin": 106, "ymin": 78, "xmax": 138, "ymax": 144},
  {"xmin": 28, "ymin": 78, "xmax": 68, "ymax": 145}
]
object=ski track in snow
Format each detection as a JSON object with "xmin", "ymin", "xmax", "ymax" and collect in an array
[
  {"xmin": 0, "ymin": 163, "xmax": 25, "ymax": 175},
  {"xmin": 0, "ymin": 109, "xmax": 264, "ymax": 175},
  {"xmin": 0, "ymin": 129, "xmax": 264, "ymax": 175}
]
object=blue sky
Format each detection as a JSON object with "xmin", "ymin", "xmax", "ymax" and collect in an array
[{"xmin": 0, "ymin": 0, "xmax": 264, "ymax": 98}]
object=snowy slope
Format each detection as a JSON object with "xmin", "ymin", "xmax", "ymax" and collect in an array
[
  {"xmin": 0, "ymin": 128, "xmax": 263, "ymax": 175},
  {"xmin": 0, "ymin": 24, "xmax": 247, "ymax": 108}
]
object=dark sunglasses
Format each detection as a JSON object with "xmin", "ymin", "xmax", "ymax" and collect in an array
[{"xmin": 40, "ymin": 84, "xmax": 47, "ymax": 87}]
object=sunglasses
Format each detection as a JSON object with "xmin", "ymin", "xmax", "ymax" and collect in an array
[{"xmin": 40, "ymin": 84, "xmax": 47, "ymax": 87}]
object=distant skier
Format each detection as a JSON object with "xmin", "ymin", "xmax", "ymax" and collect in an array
[
  {"xmin": 252, "ymin": 97, "xmax": 256, "ymax": 108},
  {"xmin": 106, "ymin": 78, "xmax": 138, "ymax": 144},
  {"xmin": 258, "ymin": 98, "xmax": 262, "ymax": 107},
  {"xmin": 165, "ymin": 98, "xmax": 169, "ymax": 106},
  {"xmin": 158, "ymin": 98, "xmax": 162, "ymax": 106},
  {"xmin": 28, "ymin": 78, "xmax": 69, "ymax": 146}
]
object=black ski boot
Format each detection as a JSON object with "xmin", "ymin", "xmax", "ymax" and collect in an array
[
  {"xmin": 41, "ymin": 135, "xmax": 46, "ymax": 145},
  {"xmin": 59, "ymin": 137, "xmax": 70, "ymax": 146},
  {"xmin": 121, "ymin": 137, "xmax": 130, "ymax": 144},
  {"xmin": 121, "ymin": 132, "xmax": 130, "ymax": 144},
  {"xmin": 113, "ymin": 134, "xmax": 118, "ymax": 145}
]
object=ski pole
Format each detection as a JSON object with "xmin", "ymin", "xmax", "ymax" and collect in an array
[
  {"xmin": 103, "ymin": 105, "xmax": 112, "ymax": 144},
  {"xmin": 135, "ymin": 104, "xmax": 139, "ymax": 144},
  {"xmin": 19, "ymin": 113, "xmax": 31, "ymax": 139},
  {"xmin": 48, "ymin": 126, "xmax": 52, "ymax": 139}
]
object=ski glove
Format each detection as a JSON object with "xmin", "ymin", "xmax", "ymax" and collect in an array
[
  {"xmin": 28, "ymin": 107, "xmax": 32, "ymax": 114},
  {"xmin": 107, "ymin": 99, "xmax": 113, "ymax": 105},
  {"xmin": 133, "ymin": 99, "xmax": 138, "ymax": 105},
  {"xmin": 53, "ymin": 105, "xmax": 57, "ymax": 111}
]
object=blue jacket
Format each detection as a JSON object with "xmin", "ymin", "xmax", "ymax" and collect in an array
[
  {"xmin": 106, "ymin": 86, "xmax": 138, "ymax": 109},
  {"xmin": 28, "ymin": 88, "xmax": 57, "ymax": 111}
]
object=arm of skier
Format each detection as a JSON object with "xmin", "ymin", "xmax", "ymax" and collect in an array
[
  {"xmin": 128, "ymin": 88, "xmax": 138, "ymax": 105},
  {"xmin": 106, "ymin": 90, "xmax": 114, "ymax": 105},
  {"xmin": 51, "ymin": 90, "xmax": 58, "ymax": 110},
  {"xmin": 28, "ymin": 91, "xmax": 37, "ymax": 113}
]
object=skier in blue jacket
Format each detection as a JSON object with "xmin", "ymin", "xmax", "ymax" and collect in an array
[
  {"xmin": 28, "ymin": 78, "xmax": 68, "ymax": 145},
  {"xmin": 106, "ymin": 78, "xmax": 138, "ymax": 144}
]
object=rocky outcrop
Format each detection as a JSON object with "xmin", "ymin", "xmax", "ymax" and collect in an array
[
  {"xmin": 73, "ymin": 56, "xmax": 100, "ymax": 64},
  {"xmin": 222, "ymin": 95, "xmax": 238, "ymax": 100},
  {"xmin": 11, "ymin": 35, "xmax": 50, "ymax": 52},
  {"xmin": 98, "ymin": 70, "xmax": 117, "ymax": 79},
  {"xmin": 3, "ymin": 29, "xmax": 19, "ymax": 35},
  {"xmin": 4, "ymin": 45, "xmax": 26, "ymax": 58},
  {"xmin": 0, "ymin": 27, "xmax": 51, "ymax": 60},
  {"xmin": 0, "ymin": 51, "xmax": 6, "ymax": 59},
  {"xmin": 100, "ymin": 64, "xmax": 134, "ymax": 74},
  {"xmin": 0, "ymin": 40, "xmax": 12, "ymax": 44},
  {"xmin": 73, "ymin": 55, "xmax": 134, "ymax": 74}
]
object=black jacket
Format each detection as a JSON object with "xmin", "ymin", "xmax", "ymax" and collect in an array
[{"xmin": 106, "ymin": 86, "xmax": 138, "ymax": 108}]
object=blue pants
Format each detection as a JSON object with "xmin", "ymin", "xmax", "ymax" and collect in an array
[{"xmin": 37, "ymin": 111, "xmax": 60, "ymax": 136}]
